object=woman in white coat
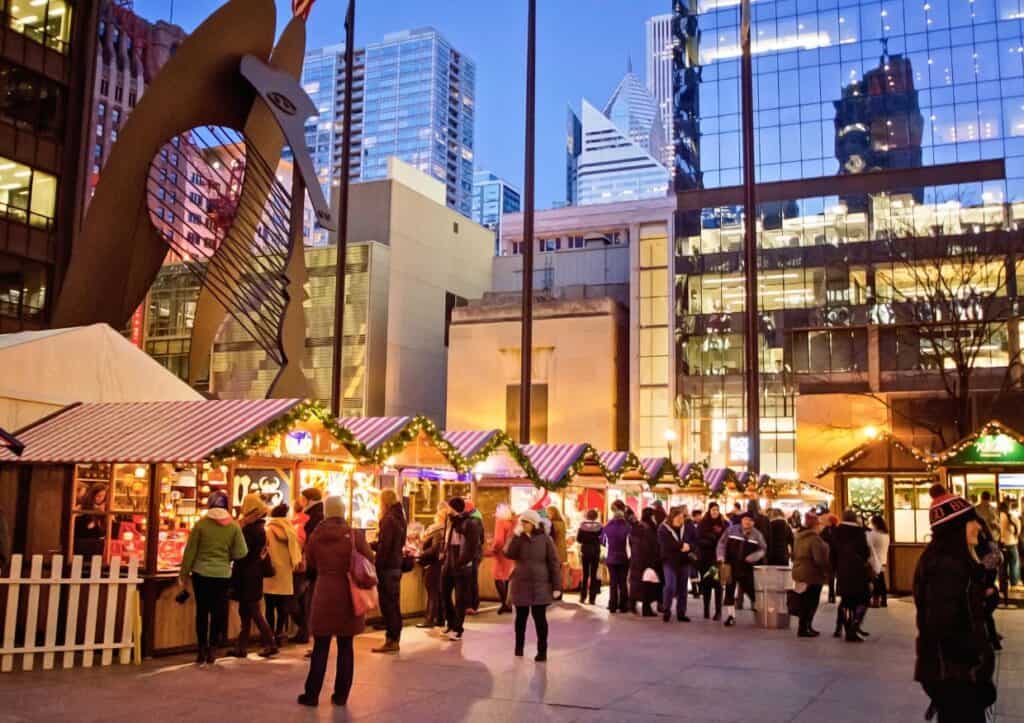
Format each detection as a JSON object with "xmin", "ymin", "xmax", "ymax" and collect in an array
[{"xmin": 867, "ymin": 515, "xmax": 890, "ymax": 608}]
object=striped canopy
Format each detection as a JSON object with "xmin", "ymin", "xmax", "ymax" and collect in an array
[
  {"xmin": 443, "ymin": 429, "xmax": 503, "ymax": 460},
  {"xmin": 521, "ymin": 443, "xmax": 593, "ymax": 487},
  {"xmin": 642, "ymin": 457, "xmax": 677, "ymax": 483},
  {"xmin": 336, "ymin": 416, "xmax": 415, "ymax": 453},
  {"xmin": 0, "ymin": 399, "xmax": 305, "ymax": 464}
]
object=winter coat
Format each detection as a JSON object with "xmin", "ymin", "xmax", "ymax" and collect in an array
[
  {"xmin": 658, "ymin": 520, "xmax": 697, "ymax": 572},
  {"xmin": 913, "ymin": 542, "xmax": 996, "ymax": 707},
  {"xmin": 374, "ymin": 502, "xmax": 407, "ymax": 572},
  {"xmin": 716, "ymin": 523, "xmax": 767, "ymax": 569},
  {"xmin": 505, "ymin": 528, "xmax": 561, "ymax": 606},
  {"xmin": 602, "ymin": 516, "xmax": 631, "ymax": 566},
  {"xmin": 867, "ymin": 530, "xmax": 890, "ymax": 571},
  {"xmin": 443, "ymin": 512, "xmax": 484, "ymax": 577},
  {"xmin": 1000, "ymin": 512, "xmax": 1020, "ymax": 547},
  {"xmin": 831, "ymin": 522, "xmax": 872, "ymax": 599},
  {"xmin": 576, "ymin": 520, "xmax": 603, "ymax": 560},
  {"xmin": 792, "ymin": 529, "xmax": 831, "ymax": 585},
  {"xmin": 231, "ymin": 518, "xmax": 269, "ymax": 602},
  {"xmin": 180, "ymin": 513, "xmax": 247, "ymax": 579},
  {"xmin": 304, "ymin": 501, "xmax": 324, "ymax": 541},
  {"xmin": 292, "ymin": 510, "xmax": 309, "ymax": 546},
  {"xmin": 975, "ymin": 502, "xmax": 999, "ymax": 543},
  {"xmin": 628, "ymin": 521, "xmax": 660, "ymax": 601},
  {"xmin": 419, "ymin": 524, "xmax": 445, "ymax": 567},
  {"xmin": 696, "ymin": 513, "xmax": 729, "ymax": 573},
  {"xmin": 549, "ymin": 518, "xmax": 568, "ymax": 564},
  {"xmin": 305, "ymin": 517, "xmax": 374, "ymax": 638},
  {"xmin": 491, "ymin": 518, "xmax": 516, "ymax": 581},
  {"xmin": 767, "ymin": 518, "xmax": 794, "ymax": 565},
  {"xmin": 264, "ymin": 517, "xmax": 302, "ymax": 595}
]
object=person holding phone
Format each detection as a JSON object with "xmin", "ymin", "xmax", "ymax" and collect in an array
[
  {"xmin": 504, "ymin": 509, "xmax": 561, "ymax": 662},
  {"xmin": 658, "ymin": 505, "xmax": 697, "ymax": 622}
]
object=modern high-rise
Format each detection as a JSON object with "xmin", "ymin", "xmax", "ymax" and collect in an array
[
  {"xmin": 297, "ymin": 28, "xmax": 475, "ymax": 245},
  {"xmin": 645, "ymin": 14, "xmax": 675, "ymax": 168},
  {"xmin": 669, "ymin": 0, "xmax": 1024, "ymax": 484},
  {"xmin": 570, "ymin": 97, "xmax": 670, "ymax": 206},
  {"xmin": 0, "ymin": 0, "xmax": 99, "ymax": 332},
  {"xmin": 471, "ymin": 170, "xmax": 520, "ymax": 255}
]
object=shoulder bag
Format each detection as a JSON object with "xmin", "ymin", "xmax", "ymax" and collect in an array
[{"xmin": 348, "ymin": 534, "xmax": 379, "ymax": 615}]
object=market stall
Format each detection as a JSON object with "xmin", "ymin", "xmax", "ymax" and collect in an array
[
  {"xmin": 671, "ymin": 461, "xmax": 710, "ymax": 510},
  {"xmin": 599, "ymin": 451, "xmax": 650, "ymax": 516},
  {"xmin": 642, "ymin": 457, "xmax": 680, "ymax": 506},
  {"xmin": 763, "ymin": 479, "xmax": 835, "ymax": 516},
  {"xmin": 0, "ymin": 398, "xmax": 369, "ymax": 655},
  {"xmin": 442, "ymin": 429, "xmax": 540, "ymax": 601},
  {"xmin": 816, "ymin": 432, "xmax": 937, "ymax": 593}
]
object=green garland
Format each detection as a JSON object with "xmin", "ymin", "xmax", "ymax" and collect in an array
[
  {"xmin": 815, "ymin": 431, "xmax": 935, "ymax": 479},
  {"xmin": 458, "ymin": 430, "xmax": 543, "ymax": 486}
]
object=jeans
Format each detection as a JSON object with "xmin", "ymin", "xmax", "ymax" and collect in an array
[
  {"xmin": 442, "ymin": 573, "xmax": 474, "ymax": 633},
  {"xmin": 1005, "ymin": 544, "xmax": 1021, "ymax": 586},
  {"xmin": 514, "ymin": 605, "xmax": 548, "ymax": 653},
  {"xmin": 377, "ymin": 568, "xmax": 403, "ymax": 642},
  {"xmin": 662, "ymin": 563, "xmax": 690, "ymax": 617},
  {"xmin": 304, "ymin": 635, "xmax": 354, "ymax": 702},
  {"xmin": 191, "ymin": 573, "xmax": 229, "ymax": 648},
  {"xmin": 580, "ymin": 553, "xmax": 601, "ymax": 602},
  {"xmin": 607, "ymin": 563, "xmax": 629, "ymax": 612},
  {"xmin": 264, "ymin": 593, "xmax": 291, "ymax": 636},
  {"xmin": 798, "ymin": 584, "xmax": 823, "ymax": 632}
]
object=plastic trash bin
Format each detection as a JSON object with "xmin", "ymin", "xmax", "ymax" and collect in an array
[{"xmin": 754, "ymin": 565, "xmax": 793, "ymax": 629}]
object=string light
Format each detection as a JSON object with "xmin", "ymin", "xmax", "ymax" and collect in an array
[{"xmin": 816, "ymin": 431, "xmax": 934, "ymax": 478}]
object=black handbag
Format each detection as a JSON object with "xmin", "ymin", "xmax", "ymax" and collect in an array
[
  {"xmin": 401, "ymin": 554, "xmax": 416, "ymax": 573},
  {"xmin": 259, "ymin": 545, "xmax": 276, "ymax": 578}
]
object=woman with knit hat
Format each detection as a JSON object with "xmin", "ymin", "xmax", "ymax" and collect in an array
[
  {"xmin": 914, "ymin": 491, "xmax": 996, "ymax": 722},
  {"xmin": 179, "ymin": 490, "xmax": 247, "ymax": 664},
  {"xmin": 299, "ymin": 495, "xmax": 374, "ymax": 707},
  {"xmin": 228, "ymin": 493, "xmax": 278, "ymax": 658},
  {"xmin": 504, "ymin": 508, "xmax": 561, "ymax": 661}
]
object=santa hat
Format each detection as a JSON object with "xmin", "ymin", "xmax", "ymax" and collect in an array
[{"xmin": 929, "ymin": 492, "xmax": 978, "ymax": 530}]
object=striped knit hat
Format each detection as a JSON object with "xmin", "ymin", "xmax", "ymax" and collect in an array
[{"xmin": 929, "ymin": 492, "xmax": 978, "ymax": 529}]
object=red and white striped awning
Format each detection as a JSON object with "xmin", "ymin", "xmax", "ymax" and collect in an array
[
  {"xmin": 336, "ymin": 416, "xmax": 414, "ymax": 453},
  {"xmin": 0, "ymin": 399, "xmax": 305, "ymax": 464},
  {"xmin": 443, "ymin": 429, "xmax": 501, "ymax": 460},
  {"xmin": 521, "ymin": 443, "xmax": 591, "ymax": 486}
]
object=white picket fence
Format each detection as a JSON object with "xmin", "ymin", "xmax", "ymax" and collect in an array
[{"xmin": 0, "ymin": 554, "xmax": 141, "ymax": 672}]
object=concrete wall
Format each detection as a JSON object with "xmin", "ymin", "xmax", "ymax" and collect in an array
[
  {"xmin": 382, "ymin": 178, "xmax": 494, "ymax": 424},
  {"xmin": 492, "ymin": 245, "xmax": 630, "ymax": 300},
  {"xmin": 446, "ymin": 297, "xmax": 627, "ymax": 450}
]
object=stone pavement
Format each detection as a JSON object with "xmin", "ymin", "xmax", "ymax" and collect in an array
[{"xmin": 0, "ymin": 596, "xmax": 1020, "ymax": 722}]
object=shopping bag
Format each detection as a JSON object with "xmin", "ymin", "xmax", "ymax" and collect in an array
[
  {"xmin": 349, "ymin": 535, "xmax": 378, "ymax": 590},
  {"xmin": 350, "ymin": 577, "xmax": 379, "ymax": 616},
  {"xmin": 642, "ymin": 567, "xmax": 660, "ymax": 584}
]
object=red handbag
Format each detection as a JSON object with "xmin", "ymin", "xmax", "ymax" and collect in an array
[{"xmin": 347, "ymin": 533, "xmax": 379, "ymax": 615}]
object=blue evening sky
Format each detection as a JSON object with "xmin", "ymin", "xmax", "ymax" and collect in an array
[{"xmin": 133, "ymin": 0, "xmax": 671, "ymax": 208}]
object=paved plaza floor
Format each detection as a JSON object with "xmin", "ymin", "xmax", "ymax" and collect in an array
[{"xmin": 0, "ymin": 595, "xmax": 1021, "ymax": 722}]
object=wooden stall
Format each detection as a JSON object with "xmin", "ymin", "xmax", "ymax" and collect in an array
[
  {"xmin": 0, "ymin": 398, "xmax": 371, "ymax": 656},
  {"xmin": 599, "ymin": 451, "xmax": 651, "ymax": 516},
  {"xmin": 641, "ymin": 457, "xmax": 681, "ymax": 506},
  {"xmin": 817, "ymin": 432, "xmax": 937, "ymax": 593},
  {"xmin": 671, "ymin": 462, "xmax": 711, "ymax": 510}
]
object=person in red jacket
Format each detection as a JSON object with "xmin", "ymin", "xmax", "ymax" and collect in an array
[{"xmin": 491, "ymin": 504, "xmax": 516, "ymax": 614}]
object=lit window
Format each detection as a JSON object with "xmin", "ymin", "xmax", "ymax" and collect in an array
[{"xmin": 9, "ymin": 0, "xmax": 72, "ymax": 53}]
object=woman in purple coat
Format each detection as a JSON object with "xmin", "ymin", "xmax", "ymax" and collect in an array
[{"xmin": 602, "ymin": 500, "xmax": 631, "ymax": 613}]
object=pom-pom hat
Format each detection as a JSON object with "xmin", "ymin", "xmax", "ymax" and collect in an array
[{"xmin": 929, "ymin": 492, "xmax": 978, "ymax": 529}]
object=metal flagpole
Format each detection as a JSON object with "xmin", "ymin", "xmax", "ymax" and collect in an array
[
  {"xmin": 518, "ymin": 0, "xmax": 536, "ymax": 445},
  {"xmin": 740, "ymin": 0, "xmax": 760, "ymax": 474},
  {"xmin": 330, "ymin": 0, "xmax": 356, "ymax": 418}
]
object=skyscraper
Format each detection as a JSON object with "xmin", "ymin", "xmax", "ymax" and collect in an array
[
  {"xmin": 471, "ymin": 170, "xmax": 520, "ymax": 255},
  {"xmin": 297, "ymin": 28, "xmax": 475, "ymax": 245},
  {"xmin": 0, "ymin": 0, "xmax": 98, "ymax": 332},
  {"xmin": 565, "ymin": 108, "xmax": 582, "ymax": 206},
  {"xmin": 604, "ymin": 61, "xmax": 662, "ymax": 155},
  {"xmin": 572, "ymin": 95, "xmax": 669, "ymax": 206},
  {"xmin": 645, "ymin": 13, "xmax": 674, "ymax": 168}
]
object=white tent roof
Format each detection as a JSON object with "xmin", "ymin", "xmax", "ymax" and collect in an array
[{"xmin": 0, "ymin": 324, "xmax": 203, "ymax": 430}]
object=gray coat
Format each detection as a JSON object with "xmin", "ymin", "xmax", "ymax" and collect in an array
[{"xmin": 504, "ymin": 529, "xmax": 562, "ymax": 606}]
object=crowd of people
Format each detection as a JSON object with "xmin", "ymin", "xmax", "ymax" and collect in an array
[{"xmin": 171, "ymin": 483, "xmax": 1003, "ymax": 719}]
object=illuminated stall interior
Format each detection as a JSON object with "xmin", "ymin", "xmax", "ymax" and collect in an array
[
  {"xmin": 600, "ymin": 451, "xmax": 652, "ymax": 516},
  {"xmin": 817, "ymin": 432, "xmax": 937, "ymax": 592},
  {"xmin": 764, "ymin": 479, "xmax": 835, "ymax": 515}
]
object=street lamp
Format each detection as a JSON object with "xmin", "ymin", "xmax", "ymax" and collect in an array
[{"xmin": 664, "ymin": 428, "xmax": 678, "ymax": 463}]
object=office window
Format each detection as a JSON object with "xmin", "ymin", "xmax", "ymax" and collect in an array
[
  {"xmin": 0, "ymin": 61, "xmax": 65, "ymax": 136},
  {"xmin": 9, "ymin": 0, "xmax": 73, "ymax": 53}
]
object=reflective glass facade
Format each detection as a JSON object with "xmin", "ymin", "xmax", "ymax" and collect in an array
[
  {"xmin": 471, "ymin": 170, "xmax": 521, "ymax": 255},
  {"xmin": 672, "ymin": 0, "xmax": 1024, "ymax": 478}
]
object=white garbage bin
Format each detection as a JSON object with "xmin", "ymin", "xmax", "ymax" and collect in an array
[{"xmin": 754, "ymin": 565, "xmax": 793, "ymax": 629}]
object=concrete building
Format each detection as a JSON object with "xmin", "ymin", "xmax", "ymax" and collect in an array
[
  {"xmin": 0, "ymin": 0, "xmax": 98, "ymax": 332},
  {"xmin": 471, "ymin": 170, "xmax": 520, "ymax": 255},
  {"xmin": 205, "ymin": 159, "xmax": 493, "ymax": 423}
]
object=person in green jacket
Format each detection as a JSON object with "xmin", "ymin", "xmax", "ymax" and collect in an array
[{"xmin": 179, "ymin": 491, "xmax": 247, "ymax": 664}]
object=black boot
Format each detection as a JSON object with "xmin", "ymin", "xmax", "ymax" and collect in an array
[
  {"xmin": 703, "ymin": 594, "xmax": 711, "ymax": 619},
  {"xmin": 834, "ymin": 607, "xmax": 846, "ymax": 638},
  {"xmin": 514, "ymin": 628, "xmax": 525, "ymax": 658},
  {"xmin": 642, "ymin": 602, "xmax": 657, "ymax": 617},
  {"xmin": 535, "ymin": 636, "xmax": 547, "ymax": 662}
]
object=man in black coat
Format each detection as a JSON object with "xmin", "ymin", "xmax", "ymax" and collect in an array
[
  {"xmin": 371, "ymin": 489, "xmax": 407, "ymax": 653},
  {"xmin": 767, "ymin": 509, "xmax": 794, "ymax": 565},
  {"xmin": 576, "ymin": 509, "xmax": 603, "ymax": 605},
  {"xmin": 831, "ymin": 510, "xmax": 873, "ymax": 642},
  {"xmin": 441, "ymin": 497, "xmax": 483, "ymax": 641}
]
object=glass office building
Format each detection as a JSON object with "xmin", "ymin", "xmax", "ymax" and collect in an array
[
  {"xmin": 671, "ymin": 0, "xmax": 1024, "ymax": 477},
  {"xmin": 471, "ymin": 170, "xmax": 521, "ymax": 255},
  {"xmin": 361, "ymin": 28, "xmax": 475, "ymax": 217}
]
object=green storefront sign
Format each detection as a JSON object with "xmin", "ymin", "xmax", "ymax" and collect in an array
[{"xmin": 947, "ymin": 434, "xmax": 1024, "ymax": 465}]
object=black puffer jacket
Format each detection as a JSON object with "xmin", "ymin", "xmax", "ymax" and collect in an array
[
  {"xmin": 374, "ymin": 502, "xmax": 407, "ymax": 572},
  {"xmin": 831, "ymin": 522, "xmax": 872, "ymax": 599},
  {"xmin": 231, "ymin": 518, "xmax": 267, "ymax": 603},
  {"xmin": 913, "ymin": 542, "xmax": 995, "ymax": 703}
]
